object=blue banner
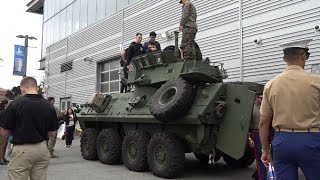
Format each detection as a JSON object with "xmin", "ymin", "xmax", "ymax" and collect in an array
[{"xmin": 13, "ymin": 45, "xmax": 26, "ymax": 76}]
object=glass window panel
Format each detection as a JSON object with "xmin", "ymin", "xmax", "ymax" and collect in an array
[
  {"xmin": 60, "ymin": 9, "xmax": 66, "ymax": 40},
  {"xmin": 48, "ymin": 18, "xmax": 53, "ymax": 45},
  {"xmin": 66, "ymin": 5, "xmax": 73, "ymax": 36},
  {"xmin": 44, "ymin": 0, "xmax": 48, "ymax": 21},
  {"xmin": 96, "ymin": 0, "xmax": 106, "ymax": 21},
  {"xmin": 42, "ymin": 22, "xmax": 47, "ymax": 55},
  {"xmin": 101, "ymin": 83, "xmax": 109, "ymax": 93},
  {"xmin": 129, "ymin": 0, "xmax": 137, "ymax": 4},
  {"xmin": 117, "ymin": 0, "xmax": 128, "ymax": 11},
  {"xmin": 80, "ymin": 0, "xmax": 88, "ymax": 29},
  {"xmin": 55, "ymin": 0, "xmax": 61, "ymax": 14},
  {"xmin": 110, "ymin": 60, "xmax": 120, "ymax": 69},
  {"xmin": 72, "ymin": 0, "xmax": 80, "ymax": 33},
  {"xmin": 61, "ymin": 0, "xmax": 67, "ymax": 9},
  {"xmin": 110, "ymin": 81, "xmax": 120, "ymax": 92},
  {"xmin": 61, "ymin": 102, "xmax": 65, "ymax": 111},
  {"xmin": 106, "ymin": 0, "xmax": 116, "ymax": 17},
  {"xmin": 67, "ymin": 0, "xmax": 74, "ymax": 6},
  {"xmin": 54, "ymin": 14, "xmax": 60, "ymax": 43},
  {"xmin": 51, "ymin": 0, "xmax": 55, "ymax": 17},
  {"xmin": 88, "ymin": 0, "xmax": 97, "ymax": 25},
  {"xmin": 47, "ymin": 0, "xmax": 51, "ymax": 19},
  {"xmin": 110, "ymin": 70, "xmax": 119, "ymax": 81},
  {"xmin": 102, "ymin": 62, "xmax": 109, "ymax": 71},
  {"xmin": 46, "ymin": 21, "xmax": 50, "ymax": 47},
  {"xmin": 101, "ymin": 73, "xmax": 109, "ymax": 82},
  {"xmin": 67, "ymin": 101, "xmax": 71, "ymax": 108}
]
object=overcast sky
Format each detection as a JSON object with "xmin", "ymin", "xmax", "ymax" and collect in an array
[{"xmin": 0, "ymin": 0, "xmax": 43, "ymax": 89}]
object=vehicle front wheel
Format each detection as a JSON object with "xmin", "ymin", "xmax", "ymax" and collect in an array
[
  {"xmin": 80, "ymin": 128, "xmax": 98, "ymax": 160},
  {"xmin": 97, "ymin": 128, "xmax": 122, "ymax": 165}
]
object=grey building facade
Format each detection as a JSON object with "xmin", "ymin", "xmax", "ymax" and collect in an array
[{"xmin": 27, "ymin": 0, "xmax": 320, "ymax": 110}]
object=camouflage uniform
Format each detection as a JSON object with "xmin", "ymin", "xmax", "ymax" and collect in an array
[
  {"xmin": 47, "ymin": 107, "xmax": 63, "ymax": 156},
  {"xmin": 180, "ymin": 1, "xmax": 198, "ymax": 61}
]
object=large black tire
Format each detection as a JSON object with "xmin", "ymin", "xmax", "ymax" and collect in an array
[
  {"xmin": 223, "ymin": 147, "xmax": 255, "ymax": 168},
  {"xmin": 147, "ymin": 132, "xmax": 185, "ymax": 179},
  {"xmin": 150, "ymin": 77, "xmax": 195, "ymax": 123},
  {"xmin": 122, "ymin": 130, "xmax": 150, "ymax": 172},
  {"xmin": 97, "ymin": 128, "xmax": 122, "ymax": 165},
  {"xmin": 80, "ymin": 128, "xmax": 98, "ymax": 160}
]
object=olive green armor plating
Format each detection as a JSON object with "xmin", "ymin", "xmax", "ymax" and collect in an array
[{"xmin": 77, "ymin": 31, "xmax": 263, "ymax": 179}]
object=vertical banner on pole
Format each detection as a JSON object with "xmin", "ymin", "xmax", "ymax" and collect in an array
[{"xmin": 13, "ymin": 45, "xmax": 26, "ymax": 76}]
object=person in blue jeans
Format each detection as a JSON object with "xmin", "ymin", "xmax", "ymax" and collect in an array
[
  {"xmin": 249, "ymin": 93, "xmax": 267, "ymax": 180},
  {"xmin": 64, "ymin": 108, "xmax": 77, "ymax": 148}
]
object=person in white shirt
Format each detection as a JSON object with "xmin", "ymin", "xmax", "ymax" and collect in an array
[{"xmin": 64, "ymin": 108, "xmax": 77, "ymax": 148}]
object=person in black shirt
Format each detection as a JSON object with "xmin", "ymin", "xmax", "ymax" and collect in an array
[
  {"xmin": 126, "ymin": 32, "xmax": 145, "ymax": 66},
  {"xmin": 123, "ymin": 33, "xmax": 145, "ymax": 79},
  {"xmin": 121, "ymin": 33, "xmax": 145, "ymax": 93},
  {"xmin": 0, "ymin": 77, "xmax": 59, "ymax": 180}
]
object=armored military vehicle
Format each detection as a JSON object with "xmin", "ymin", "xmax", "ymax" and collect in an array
[{"xmin": 77, "ymin": 31, "xmax": 263, "ymax": 179}]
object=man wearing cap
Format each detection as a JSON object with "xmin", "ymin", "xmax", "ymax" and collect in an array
[
  {"xmin": 259, "ymin": 39, "xmax": 320, "ymax": 179},
  {"xmin": 143, "ymin": 31, "xmax": 161, "ymax": 53},
  {"xmin": 248, "ymin": 92, "xmax": 267, "ymax": 180},
  {"xmin": 179, "ymin": 0, "xmax": 197, "ymax": 61}
]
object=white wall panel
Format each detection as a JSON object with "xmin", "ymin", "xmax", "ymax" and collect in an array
[{"xmin": 44, "ymin": 0, "xmax": 320, "ymax": 104}]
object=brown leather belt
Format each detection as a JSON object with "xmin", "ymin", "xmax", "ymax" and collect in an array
[{"xmin": 276, "ymin": 128, "xmax": 320, "ymax": 132}]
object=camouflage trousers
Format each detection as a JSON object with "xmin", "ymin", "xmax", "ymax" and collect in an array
[
  {"xmin": 180, "ymin": 28, "xmax": 197, "ymax": 61},
  {"xmin": 47, "ymin": 136, "xmax": 57, "ymax": 155}
]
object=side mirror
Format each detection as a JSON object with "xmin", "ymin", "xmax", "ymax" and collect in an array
[{"xmin": 311, "ymin": 64, "xmax": 320, "ymax": 74}]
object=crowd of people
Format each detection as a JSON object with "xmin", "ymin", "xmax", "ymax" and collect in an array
[
  {"xmin": 0, "ymin": 77, "xmax": 79, "ymax": 180},
  {"xmin": 1, "ymin": 0, "xmax": 320, "ymax": 180}
]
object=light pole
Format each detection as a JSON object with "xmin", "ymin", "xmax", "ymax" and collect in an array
[{"xmin": 16, "ymin": 35, "xmax": 37, "ymax": 77}]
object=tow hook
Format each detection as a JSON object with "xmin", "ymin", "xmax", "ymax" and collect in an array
[{"xmin": 208, "ymin": 154, "xmax": 215, "ymax": 165}]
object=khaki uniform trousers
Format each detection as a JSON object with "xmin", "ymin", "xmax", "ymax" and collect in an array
[
  {"xmin": 7, "ymin": 141, "xmax": 50, "ymax": 180},
  {"xmin": 47, "ymin": 136, "xmax": 57, "ymax": 155}
]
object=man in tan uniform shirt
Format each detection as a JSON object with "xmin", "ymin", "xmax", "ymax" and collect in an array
[{"xmin": 259, "ymin": 39, "xmax": 320, "ymax": 180}]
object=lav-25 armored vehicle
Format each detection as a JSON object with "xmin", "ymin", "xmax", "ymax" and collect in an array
[{"xmin": 77, "ymin": 31, "xmax": 263, "ymax": 179}]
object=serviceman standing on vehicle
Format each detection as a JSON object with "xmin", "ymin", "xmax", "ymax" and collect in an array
[
  {"xmin": 259, "ymin": 39, "xmax": 320, "ymax": 179},
  {"xmin": 179, "ymin": 0, "xmax": 197, "ymax": 61}
]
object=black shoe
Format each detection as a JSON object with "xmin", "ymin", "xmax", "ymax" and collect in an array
[
  {"xmin": 3, "ymin": 158, "xmax": 9, "ymax": 163},
  {"xmin": 0, "ymin": 160, "xmax": 7, "ymax": 165}
]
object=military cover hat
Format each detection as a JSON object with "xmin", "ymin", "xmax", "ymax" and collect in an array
[{"xmin": 279, "ymin": 39, "xmax": 313, "ymax": 50}]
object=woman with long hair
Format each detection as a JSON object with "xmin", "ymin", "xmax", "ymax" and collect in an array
[{"xmin": 64, "ymin": 108, "xmax": 77, "ymax": 148}]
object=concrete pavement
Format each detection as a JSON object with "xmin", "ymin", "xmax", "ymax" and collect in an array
[{"xmin": 0, "ymin": 137, "xmax": 306, "ymax": 180}]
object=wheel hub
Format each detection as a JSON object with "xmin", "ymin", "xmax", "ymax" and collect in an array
[
  {"xmin": 160, "ymin": 87, "xmax": 177, "ymax": 105},
  {"xmin": 128, "ymin": 141, "xmax": 138, "ymax": 160},
  {"xmin": 102, "ymin": 139, "xmax": 109, "ymax": 153},
  {"xmin": 154, "ymin": 144, "xmax": 167, "ymax": 166}
]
